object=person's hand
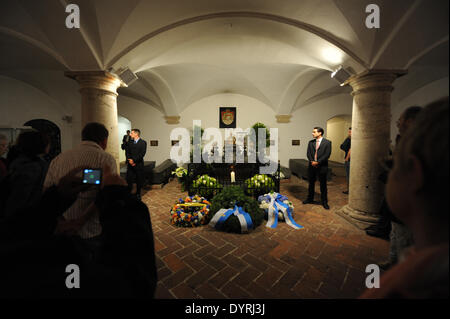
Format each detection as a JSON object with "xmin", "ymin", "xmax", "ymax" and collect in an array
[
  {"xmin": 57, "ymin": 166, "xmax": 91, "ymax": 202},
  {"xmin": 311, "ymin": 161, "xmax": 319, "ymax": 167},
  {"xmin": 128, "ymin": 159, "xmax": 134, "ymax": 165}
]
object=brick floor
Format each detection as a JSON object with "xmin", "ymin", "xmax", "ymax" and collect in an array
[{"xmin": 142, "ymin": 175, "xmax": 389, "ymax": 299}]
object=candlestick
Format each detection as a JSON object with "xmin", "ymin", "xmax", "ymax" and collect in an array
[{"xmin": 230, "ymin": 171, "xmax": 235, "ymax": 183}]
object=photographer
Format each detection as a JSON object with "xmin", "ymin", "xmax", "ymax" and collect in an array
[{"xmin": 0, "ymin": 166, "xmax": 157, "ymax": 298}]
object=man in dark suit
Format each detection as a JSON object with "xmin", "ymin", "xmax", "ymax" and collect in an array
[
  {"xmin": 126, "ymin": 129, "xmax": 147, "ymax": 200},
  {"xmin": 121, "ymin": 130, "xmax": 131, "ymax": 152},
  {"xmin": 303, "ymin": 127, "xmax": 332, "ymax": 210}
]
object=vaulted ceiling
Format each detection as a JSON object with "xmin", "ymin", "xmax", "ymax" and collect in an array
[{"xmin": 1, "ymin": 0, "xmax": 448, "ymax": 116}]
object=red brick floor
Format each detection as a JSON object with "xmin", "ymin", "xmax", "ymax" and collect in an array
[{"xmin": 141, "ymin": 175, "xmax": 389, "ymax": 299}]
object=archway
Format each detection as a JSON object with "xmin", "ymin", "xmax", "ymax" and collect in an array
[
  {"xmin": 326, "ymin": 115, "xmax": 351, "ymax": 164},
  {"xmin": 23, "ymin": 119, "xmax": 61, "ymax": 162}
]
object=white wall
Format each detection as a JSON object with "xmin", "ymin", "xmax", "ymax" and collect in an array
[
  {"xmin": 391, "ymin": 77, "xmax": 449, "ymax": 142},
  {"xmin": 327, "ymin": 116, "xmax": 352, "ymax": 163},
  {"xmin": 0, "ymin": 76, "xmax": 74, "ymax": 151},
  {"xmin": 117, "ymin": 92, "xmax": 354, "ymax": 167},
  {"xmin": 117, "ymin": 95, "xmax": 170, "ymax": 166}
]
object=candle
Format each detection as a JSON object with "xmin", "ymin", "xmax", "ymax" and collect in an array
[{"xmin": 230, "ymin": 171, "xmax": 235, "ymax": 183}]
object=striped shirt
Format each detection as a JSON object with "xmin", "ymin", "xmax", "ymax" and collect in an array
[{"xmin": 43, "ymin": 141, "xmax": 117, "ymax": 238}]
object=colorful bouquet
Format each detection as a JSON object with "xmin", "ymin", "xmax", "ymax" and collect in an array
[{"xmin": 170, "ymin": 195, "xmax": 211, "ymax": 227}]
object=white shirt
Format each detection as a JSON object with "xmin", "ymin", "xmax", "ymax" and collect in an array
[
  {"xmin": 43, "ymin": 141, "xmax": 117, "ymax": 238},
  {"xmin": 316, "ymin": 137, "xmax": 323, "ymax": 147}
]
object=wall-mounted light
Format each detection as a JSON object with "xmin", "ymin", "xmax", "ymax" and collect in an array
[
  {"xmin": 117, "ymin": 67, "xmax": 138, "ymax": 86},
  {"xmin": 331, "ymin": 66, "xmax": 351, "ymax": 86}
]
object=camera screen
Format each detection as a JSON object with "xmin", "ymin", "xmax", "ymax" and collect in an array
[{"xmin": 82, "ymin": 169, "xmax": 102, "ymax": 185}]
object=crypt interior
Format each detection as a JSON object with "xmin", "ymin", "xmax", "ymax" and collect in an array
[{"xmin": 0, "ymin": 0, "xmax": 448, "ymax": 298}]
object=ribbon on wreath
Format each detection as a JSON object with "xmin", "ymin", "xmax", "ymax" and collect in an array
[
  {"xmin": 209, "ymin": 205, "xmax": 254, "ymax": 233},
  {"xmin": 265, "ymin": 193, "xmax": 303, "ymax": 230}
]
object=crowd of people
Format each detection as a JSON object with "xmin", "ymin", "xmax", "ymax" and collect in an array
[
  {"xmin": 0, "ymin": 123, "xmax": 156, "ymax": 298},
  {"xmin": 0, "ymin": 96, "xmax": 448, "ymax": 299}
]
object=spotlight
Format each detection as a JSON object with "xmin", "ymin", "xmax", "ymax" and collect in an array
[
  {"xmin": 331, "ymin": 66, "xmax": 351, "ymax": 86},
  {"xmin": 118, "ymin": 67, "xmax": 138, "ymax": 86}
]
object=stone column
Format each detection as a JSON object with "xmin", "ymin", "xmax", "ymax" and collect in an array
[
  {"xmin": 336, "ymin": 70, "xmax": 406, "ymax": 229},
  {"xmin": 65, "ymin": 71, "xmax": 125, "ymax": 172}
]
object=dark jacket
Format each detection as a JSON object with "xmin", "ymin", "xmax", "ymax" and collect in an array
[
  {"xmin": 126, "ymin": 139, "xmax": 147, "ymax": 166},
  {"xmin": 0, "ymin": 185, "xmax": 157, "ymax": 298},
  {"xmin": 2, "ymin": 154, "xmax": 48, "ymax": 218},
  {"xmin": 340, "ymin": 137, "xmax": 351, "ymax": 161},
  {"xmin": 121, "ymin": 134, "xmax": 131, "ymax": 150},
  {"xmin": 307, "ymin": 138, "xmax": 332, "ymax": 166}
]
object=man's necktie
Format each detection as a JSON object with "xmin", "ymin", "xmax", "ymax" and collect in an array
[{"xmin": 314, "ymin": 139, "xmax": 320, "ymax": 161}]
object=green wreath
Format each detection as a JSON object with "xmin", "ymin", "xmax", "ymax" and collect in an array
[{"xmin": 210, "ymin": 186, "xmax": 264, "ymax": 233}]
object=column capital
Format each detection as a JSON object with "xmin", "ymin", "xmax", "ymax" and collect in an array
[
  {"xmin": 344, "ymin": 69, "xmax": 407, "ymax": 96},
  {"xmin": 165, "ymin": 115, "xmax": 180, "ymax": 124},
  {"xmin": 275, "ymin": 114, "xmax": 292, "ymax": 123},
  {"xmin": 65, "ymin": 70, "xmax": 126, "ymax": 95}
]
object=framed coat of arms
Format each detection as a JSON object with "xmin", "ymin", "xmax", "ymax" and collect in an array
[{"xmin": 219, "ymin": 107, "xmax": 236, "ymax": 128}]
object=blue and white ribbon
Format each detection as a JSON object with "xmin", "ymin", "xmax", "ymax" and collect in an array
[
  {"xmin": 263, "ymin": 193, "xmax": 303, "ymax": 230},
  {"xmin": 209, "ymin": 205, "xmax": 253, "ymax": 233}
]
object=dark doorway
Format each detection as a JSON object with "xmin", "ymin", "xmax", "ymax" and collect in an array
[{"xmin": 23, "ymin": 119, "xmax": 61, "ymax": 162}]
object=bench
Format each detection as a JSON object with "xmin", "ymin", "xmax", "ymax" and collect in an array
[
  {"xmin": 289, "ymin": 159, "xmax": 332, "ymax": 181},
  {"xmin": 151, "ymin": 159, "xmax": 177, "ymax": 185},
  {"xmin": 120, "ymin": 161, "xmax": 156, "ymax": 185}
]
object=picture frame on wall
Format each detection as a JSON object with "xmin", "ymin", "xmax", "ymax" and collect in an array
[{"xmin": 219, "ymin": 107, "xmax": 236, "ymax": 128}]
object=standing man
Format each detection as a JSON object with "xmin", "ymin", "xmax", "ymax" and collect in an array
[
  {"xmin": 43, "ymin": 122, "xmax": 117, "ymax": 249},
  {"xmin": 340, "ymin": 127, "xmax": 351, "ymax": 194},
  {"xmin": 303, "ymin": 127, "xmax": 332, "ymax": 210},
  {"xmin": 126, "ymin": 129, "xmax": 147, "ymax": 200},
  {"xmin": 121, "ymin": 130, "xmax": 131, "ymax": 152}
]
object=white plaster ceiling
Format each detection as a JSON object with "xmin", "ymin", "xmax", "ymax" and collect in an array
[{"xmin": 0, "ymin": 0, "xmax": 448, "ymax": 116}]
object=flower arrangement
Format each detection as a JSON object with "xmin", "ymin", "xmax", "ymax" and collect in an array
[
  {"xmin": 191, "ymin": 174, "xmax": 223, "ymax": 199},
  {"xmin": 210, "ymin": 186, "xmax": 264, "ymax": 233},
  {"xmin": 170, "ymin": 195, "xmax": 211, "ymax": 227},
  {"xmin": 258, "ymin": 192, "xmax": 294, "ymax": 221},
  {"xmin": 244, "ymin": 174, "xmax": 276, "ymax": 196},
  {"xmin": 172, "ymin": 166, "xmax": 188, "ymax": 191}
]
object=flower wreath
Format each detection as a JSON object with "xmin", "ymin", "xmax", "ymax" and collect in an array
[
  {"xmin": 170, "ymin": 195, "xmax": 211, "ymax": 227},
  {"xmin": 258, "ymin": 192, "xmax": 294, "ymax": 221}
]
